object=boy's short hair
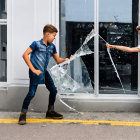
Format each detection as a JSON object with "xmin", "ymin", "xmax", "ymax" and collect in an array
[
  {"xmin": 43, "ymin": 24, "xmax": 58, "ymax": 34},
  {"xmin": 136, "ymin": 26, "xmax": 140, "ymax": 31}
]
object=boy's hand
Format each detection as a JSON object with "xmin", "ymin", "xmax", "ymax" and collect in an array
[
  {"xmin": 69, "ymin": 55, "xmax": 73, "ymax": 59},
  {"xmin": 106, "ymin": 43, "xmax": 114, "ymax": 48},
  {"xmin": 64, "ymin": 58, "xmax": 69, "ymax": 61},
  {"xmin": 64, "ymin": 55, "xmax": 72, "ymax": 62},
  {"xmin": 33, "ymin": 69, "xmax": 42, "ymax": 76}
]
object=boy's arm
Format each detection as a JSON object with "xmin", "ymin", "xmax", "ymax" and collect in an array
[
  {"xmin": 22, "ymin": 47, "xmax": 42, "ymax": 76},
  {"xmin": 53, "ymin": 53, "xmax": 69, "ymax": 64},
  {"xmin": 106, "ymin": 43, "xmax": 140, "ymax": 52}
]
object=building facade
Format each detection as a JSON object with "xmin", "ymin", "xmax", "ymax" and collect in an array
[{"xmin": 0, "ymin": 0, "xmax": 140, "ymax": 112}]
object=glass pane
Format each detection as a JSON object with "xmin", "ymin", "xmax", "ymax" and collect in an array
[
  {"xmin": 0, "ymin": 25, "xmax": 7, "ymax": 81},
  {"xmin": 0, "ymin": 0, "xmax": 7, "ymax": 19},
  {"xmin": 58, "ymin": 0, "xmax": 95, "ymax": 94},
  {"xmin": 99, "ymin": 0, "xmax": 138, "ymax": 94}
]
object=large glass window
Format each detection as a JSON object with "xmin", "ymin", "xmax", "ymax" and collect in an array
[
  {"xmin": 59, "ymin": 0, "xmax": 95, "ymax": 94},
  {"xmin": 0, "ymin": 0, "xmax": 7, "ymax": 82},
  {"xmin": 60, "ymin": 0, "xmax": 138, "ymax": 95},
  {"xmin": 99, "ymin": 0, "xmax": 138, "ymax": 94}
]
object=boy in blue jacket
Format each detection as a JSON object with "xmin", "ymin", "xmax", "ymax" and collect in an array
[{"xmin": 19, "ymin": 24, "xmax": 71, "ymax": 125}]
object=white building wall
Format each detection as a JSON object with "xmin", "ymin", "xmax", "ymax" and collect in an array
[{"xmin": 7, "ymin": 0, "xmax": 59, "ymax": 85}]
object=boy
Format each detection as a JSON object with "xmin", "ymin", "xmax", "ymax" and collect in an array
[
  {"xmin": 19, "ymin": 24, "xmax": 70, "ymax": 125},
  {"xmin": 106, "ymin": 26, "xmax": 140, "ymax": 52}
]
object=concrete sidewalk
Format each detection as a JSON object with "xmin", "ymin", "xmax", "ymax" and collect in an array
[
  {"xmin": 0, "ymin": 111, "xmax": 140, "ymax": 122},
  {"xmin": 1, "ymin": 111, "xmax": 140, "ymax": 140}
]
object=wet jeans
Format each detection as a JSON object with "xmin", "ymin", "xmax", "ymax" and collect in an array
[{"xmin": 21, "ymin": 71, "xmax": 57, "ymax": 113}]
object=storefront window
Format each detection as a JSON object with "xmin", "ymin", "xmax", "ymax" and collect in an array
[
  {"xmin": 59, "ymin": 0, "xmax": 94, "ymax": 93},
  {"xmin": 99, "ymin": 0, "xmax": 138, "ymax": 94},
  {"xmin": 60, "ymin": 0, "xmax": 138, "ymax": 94}
]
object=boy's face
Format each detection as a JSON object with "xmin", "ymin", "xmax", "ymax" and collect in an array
[{"xmin": 46, "ymin": 32, "xmax": 57, "ymax": 44}]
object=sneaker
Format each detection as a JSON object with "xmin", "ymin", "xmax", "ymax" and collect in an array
[
  {"xmin": 18, "ymin": 113, "xmax": 26, "ymax": 125},
  {"xmin": 46, "ymin": 110, "xmax": 63, "ymax": 119}
]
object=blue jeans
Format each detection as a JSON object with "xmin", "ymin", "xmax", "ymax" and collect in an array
[{"xmin": 21, "ymin": 71, "xmax": 57, "ymax": 113}]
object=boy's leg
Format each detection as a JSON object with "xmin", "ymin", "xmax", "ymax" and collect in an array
[
  {"xmin": 18, "ymin": 84, "xmax": 38, "ymax": 125},
  {"xmin": 21, "ymin": 84, "xmax": 38, "ymax": 113},
  {"xmin": 45, "ymin": 70, "xmax": 63, "ymax": 119}
]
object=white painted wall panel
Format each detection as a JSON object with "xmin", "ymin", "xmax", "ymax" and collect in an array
[
  {"xmin": 34, "ymin": 0, "xmax": 51, "ymax": 40},
  {"xmin": 7, "ymin": 0, "xmax": 59, "ymax": 85},
  {"xmin": 12, "ymin": 0, "xmax": 34, "ymax": 81}
]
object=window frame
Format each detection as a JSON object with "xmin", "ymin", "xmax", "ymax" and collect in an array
[{"xmin": 59, "ymin": 0, "xmax": 140, "ymax": 96}]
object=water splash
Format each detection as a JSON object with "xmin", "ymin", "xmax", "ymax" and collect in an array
[
  {"xmin": 57, "ymin": 94, "xmax": 80, "ymax": 113},
  {"xmin": 50, "ymin": 29, "xmax": 96, "ymax": 112},
  {"xmin": 99, "ymin": 35, "xmax": 125, "ymax": 94},
  {"xmin": 50, "ymin": 65, "xmax": 81, "ymax": 93},
  {"xmin": 83, "ymin": 29, "xmax": 96, "ymax": 45},
  {"xmin": 50, "ymin": 29, "xmax": 126, "ymax": 112},
  {"xmin": 50, "ymin": 29, "xmax": 96, "ymax": 93},
  {"xmin": 107, "ymin": 48, "xmax": 125, "ymax": 93}
]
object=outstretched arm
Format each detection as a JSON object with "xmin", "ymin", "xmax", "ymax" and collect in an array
[
  {"xmin": 106, "ymin": 43, "xmax": 140, "ymax": 53},
  {"xmin": 22, "ymin": 47, "xmax": 42, "ymax": 76},
  {"xmin": 53, "ymin": 53, "xmax": 72, "ymax": 64}
]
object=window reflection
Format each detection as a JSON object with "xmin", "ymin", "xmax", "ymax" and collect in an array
[{"xmin": 66, "ymin": 22, "xmax": 94, "ymax": 92}]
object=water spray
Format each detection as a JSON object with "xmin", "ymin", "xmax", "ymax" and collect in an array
[
  {"xmin": 99, "ymin": 35, "xmax": 126, "ymax": 94},
  {"xmin": 50, "ymin": 29, "xmax": 126, "ymax": 113}
]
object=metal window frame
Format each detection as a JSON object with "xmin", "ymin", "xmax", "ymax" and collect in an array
[{"xmin": 94, "ymin": 0, "xmax": 99, "ymax": 96}]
